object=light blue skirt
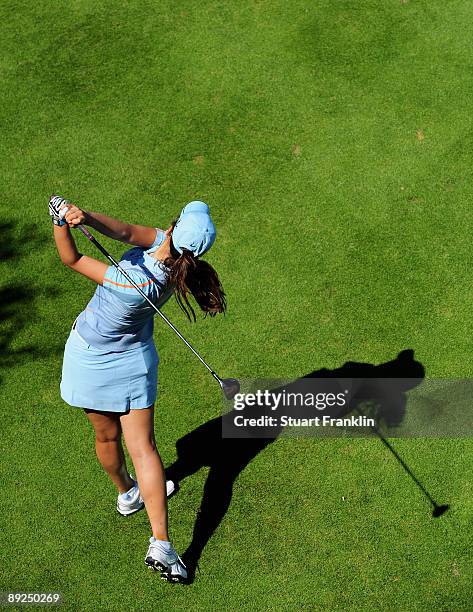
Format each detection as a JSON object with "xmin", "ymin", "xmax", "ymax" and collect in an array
[{"xmin": 60, "ymin": 328, "xmax": 159, "ymax": 413}]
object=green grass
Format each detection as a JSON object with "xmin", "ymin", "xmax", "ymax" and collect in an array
[{"xmin": 1, "ymin": 0, "xmax": 473, "ymax": 609}]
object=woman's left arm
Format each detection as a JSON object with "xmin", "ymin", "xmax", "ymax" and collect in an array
[
  {"xmin": 63, "ymin": 205, "xmax": 159, "ymax": 248},
  {"xmin": 87, "ymin": 211, "xmax": 159, "ymax": 247},
  {"xmin": 53, "ymin": 224, "xmax": 108, "ymax": 284}
]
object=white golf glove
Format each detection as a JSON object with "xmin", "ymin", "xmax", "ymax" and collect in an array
[{"xmin": 49, "ymin": 194, "xmax": 70, "ymax": 226}]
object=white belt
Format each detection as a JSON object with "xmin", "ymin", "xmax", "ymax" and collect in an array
[{"xmin": 71, "ymin": 318, "xmax": 88, "ymax": 345}]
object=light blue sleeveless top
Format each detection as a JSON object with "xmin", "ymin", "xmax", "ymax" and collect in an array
[{"xmin": 75, "ymin": 230, "xmax": 174, "ymax": 351}]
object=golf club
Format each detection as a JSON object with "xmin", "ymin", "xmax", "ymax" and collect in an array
[
  {"xmin": 354, "ymin": 407, "xmax": 449, "ymax": 518},
  {"xmin": 77, "ymin": 224, "xmax": 240, "ymax": 400}
]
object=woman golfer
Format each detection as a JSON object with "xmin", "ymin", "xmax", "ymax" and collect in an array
[{"xmin": 49, "ymin": 195, "xmax": 225, "ymax": 584}]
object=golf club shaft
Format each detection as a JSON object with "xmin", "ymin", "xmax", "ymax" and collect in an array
[{"xmin": 77, "ymin": 224, "xmax": 221, "ymax": 383}]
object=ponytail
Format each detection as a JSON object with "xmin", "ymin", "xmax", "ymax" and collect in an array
[{"xmin": 165, "ymin": 240, "xmax": 226, "ymax": 322}]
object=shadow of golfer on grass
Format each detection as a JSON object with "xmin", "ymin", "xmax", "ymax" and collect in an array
[
  {"xmin": 166, "ymin": 349, "xmax": 425, "ymax": 581},
  {"xmin": 0, "ymin": 220, "xmax": 61, "ymax": 386}
]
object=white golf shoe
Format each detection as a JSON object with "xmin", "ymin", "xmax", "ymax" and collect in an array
[
  {"xmin": 117, "ymin": 477, "xmax": 144, "ymax": 516},
  {"xmin": 145, "ymin": 537, "xmax": 188, "ymax": 584},
  {"xmin": 166, "ymin": 479, "xmax": 176, "ymax": 498},
  {"xmin": 117, "ymin": 478, "xmax": 176, "ymax": 516}
]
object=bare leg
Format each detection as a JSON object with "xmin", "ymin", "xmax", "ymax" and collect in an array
[
  {"xmin": 84, "ymin": 409, "xmax": 134, "ymax": 494},
  {"xmin": 120, "ymin": 406, "xmax": 168, "ymax": 540}
]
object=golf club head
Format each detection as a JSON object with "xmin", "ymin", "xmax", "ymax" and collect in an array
[
  {"xmin": 220, "ymin": 378, "xmax": 240, "ymax": 400},
  {"xmin": 432, "ymin": 504, "xmax": 449, "ymax": 518}
]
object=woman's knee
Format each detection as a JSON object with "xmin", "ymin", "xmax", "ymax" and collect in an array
[
  {"xmin": 126, "ymin": 436, "xmax": 157, "ymax": 460},
  {"xmin": 95, "ymin": 426, "xmax": 121, "ymax": 444}
]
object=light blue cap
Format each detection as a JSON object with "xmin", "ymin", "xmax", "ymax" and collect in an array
[{"xmin": 172, "ymin": 201, "xmax": 216, "ymax": 257}]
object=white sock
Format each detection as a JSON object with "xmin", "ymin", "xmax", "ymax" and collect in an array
[{"xmin": 152, "ymin": 538, "xmax": 172, "ymax": 551}]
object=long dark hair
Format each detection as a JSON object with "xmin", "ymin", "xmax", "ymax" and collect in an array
[{"xmin": 164, "ymin": 223, "xmax": 226, "ymax": 321}]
